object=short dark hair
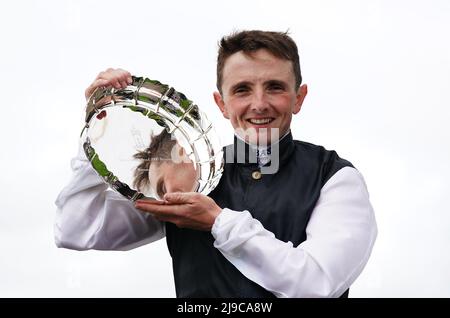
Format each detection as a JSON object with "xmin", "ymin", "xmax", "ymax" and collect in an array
[
  {"xmin": 132, "ymin": 129, "xmax": 176, "ymax": 192},
  {"xmin": 216, "ymin": 30, "xmax": 302, "ymax": 93}
]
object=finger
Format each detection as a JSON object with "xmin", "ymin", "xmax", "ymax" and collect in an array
[
  {"xmin": 135, "ymin": 199, "xmax": 166, "ymax": 206},
  {"xmin": 85, "ymin": 78, "xmax": 109, "ymax": 100},
  {"xmin": 109, "ymin": 78, "xmax": 122, "ymax": 89},
  {"xmin": 88, "ymin": 78, "xmax": 109, "ymax": 90},
  {"xmin": 95, "ymin": 69, "xmax": 112, "ymax": 81},
  {"xmin": 114, "ymin": 69, "xmax": 132, "ymax": 86},
  {"xmin": 121, "ymin": 72, "xmax": 132, "ymax": 87},
  {"xmin": 163, "ymin": 192, "xmax": 197, "ymax": 204},
  {"xmin": 95, "ymin": 73, "xmax": 120, "ymax": 88},
  {"xmin": 95, "ymin": 68, "xmax": 123, "ymax": 82},
  {"xmin": 113, "ymin": 68, "xmax": 129, "ymax": 80},
  {"xmin": 135, "ymin": 201, "xmax": 182, "ymax": 216},
  {"xmin": 119, "ymin": 79, "xmax": 129, "ymax": 88}
]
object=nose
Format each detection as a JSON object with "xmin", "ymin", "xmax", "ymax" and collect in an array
[{"xmin": 250, "ymin": 89, "xmax": 269, "ymax": 113}]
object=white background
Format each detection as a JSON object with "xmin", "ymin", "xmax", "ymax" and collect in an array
[{"xmin": 0, "ymin": 0, "xmax": 449, "ymax": 297}]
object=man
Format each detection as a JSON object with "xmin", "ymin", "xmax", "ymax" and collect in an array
[
  {"xmin": 55, "ymin": 30, "xmax": 377, "ymax": 297},
  {"xmin": 132, "ymin": 129, "xmax": 199, "ymax": 199}
]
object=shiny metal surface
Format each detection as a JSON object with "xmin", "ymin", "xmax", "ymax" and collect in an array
[{"xmin": 81, "ymin": 76, "xmax": 224, "ymax": 201}]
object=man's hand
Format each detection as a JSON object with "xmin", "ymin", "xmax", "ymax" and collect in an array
[
  {"xmin": 135, "ymin": 193, "xmax": 222, "ymax": 231},
  {"xmin": 85, "ymin": 68, "xmax": 132, "ymax": 101}
]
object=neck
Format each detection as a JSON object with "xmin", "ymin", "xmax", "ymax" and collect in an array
[{"xmin": 234, "ymin": 129, "xmax": 291, "ymax": 150}]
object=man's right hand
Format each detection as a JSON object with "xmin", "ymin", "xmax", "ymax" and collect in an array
[{"xmin": 85, "ymin": 68, "xmax": 133, "ymax": 101}]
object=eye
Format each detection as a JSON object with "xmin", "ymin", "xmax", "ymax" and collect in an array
[
  {"xmin": 268, "ymin": 83, "xmax": 285, "ymax": 91},
  {"xmin": 234, "ymin": 86, "xmax": 249, "ymax": 94}
]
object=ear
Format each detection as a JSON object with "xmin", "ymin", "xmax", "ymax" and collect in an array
[
  {"xmin": 213, "ymin": 91, "xmax": 229, "ymax": 119},
  {"xmin": 293, "ymin": 84, "xmax": 308, "ymax": 114}
]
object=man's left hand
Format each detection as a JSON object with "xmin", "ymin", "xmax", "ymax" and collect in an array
[{"xmin": 135, "ymin": 193, "xmax": 222, "ymax": 231}]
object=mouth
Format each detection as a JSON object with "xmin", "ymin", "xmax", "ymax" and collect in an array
[{"xmin": 246, "ymin": 118, "xmax": 275, "ymax": 125}]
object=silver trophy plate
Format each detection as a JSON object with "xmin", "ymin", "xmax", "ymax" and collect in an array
[{"xmin": 81, "ymin": 76, "xmax": 224, "ymax": 201}]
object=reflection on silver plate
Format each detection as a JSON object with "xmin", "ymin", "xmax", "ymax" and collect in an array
[{"xmin": 81, "ymin": 76, "xmax": 224, "ymax": 201}]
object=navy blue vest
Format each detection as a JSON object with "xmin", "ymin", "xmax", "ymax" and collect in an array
[{"xmin": 165, "ymin": 132, "xmax": 353, "ymax": 297}]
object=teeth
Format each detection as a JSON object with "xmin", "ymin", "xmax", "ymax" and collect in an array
[{"xmin": 249, "ymin": 118, "xmax": 273, "ymax": 124}]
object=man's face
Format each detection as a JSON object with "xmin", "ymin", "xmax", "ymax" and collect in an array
[
  {"xmin": 214, "ymin": 49, "xmax": 307, "ymax": 145},
  {"xmin": 147, "ymin": 145, "xmax": 198, "ymax": 199}
]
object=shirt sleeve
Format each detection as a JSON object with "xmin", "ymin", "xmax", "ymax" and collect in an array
[
  {"xmin": 54, "ymin": 142, "xmax": 165, "ymax": 251},
  {"xmin": 211, "ymin": 166, "xmax": 377, "ymax": 298}
]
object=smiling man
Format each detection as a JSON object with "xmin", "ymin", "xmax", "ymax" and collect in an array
[
  {"xmin": 132, "ymin": 129, "xmax": 199, "ymax": 199},
  {"xmin": 55, "ymin": 30, "xmax": 377, "ymax": 298},
  {"xmin": 213, "ymin": 45, "xmax": 306, "ymax": 146}
]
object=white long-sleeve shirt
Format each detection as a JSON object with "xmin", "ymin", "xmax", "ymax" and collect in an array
[{"xmin": 55, "ymin": 143, "xmax": 377, "ymax": 297}]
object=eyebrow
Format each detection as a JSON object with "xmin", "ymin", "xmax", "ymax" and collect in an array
[{"xmin": 229, "ymin": 81, "xmax": 252, "ymax": 92}]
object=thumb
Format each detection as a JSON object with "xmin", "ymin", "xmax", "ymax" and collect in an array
[{"xmin": 163, "ymin": 192, "xmax": 194, "ymax": 204}]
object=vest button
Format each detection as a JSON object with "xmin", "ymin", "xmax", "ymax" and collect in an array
[{"xmin": 251, "ymin": 171, "xmax": 262, "ymax": 180}]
